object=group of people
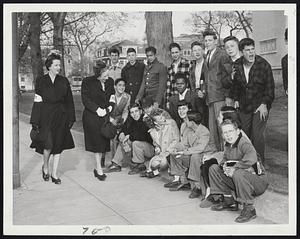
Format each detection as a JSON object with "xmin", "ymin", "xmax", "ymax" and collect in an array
[{"xmin": 30, "ymin": 28, "xmax": 281, "ymax": 223}]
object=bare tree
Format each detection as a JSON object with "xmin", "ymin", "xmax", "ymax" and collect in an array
[
  {"xmin": 235, "ymin": 11, "xmax": 252, "ymax": 37},
  {"xmin": 29, "ymin": 12, "xmax": 44, "ymax": 83},
  {"xmin": 17, "ymin": 13, "xmax": 31, "ymax": 61},
  {"xmin": 64, "ymin": 12, "xmax": 128, "ymax": 76},
  {"xmin": 145, "ymin": 12, "xmax": 173, "ymax": 66},
  {"xmin": 47, "ymin": 12, "xmax": 67, "ymax": 75}
]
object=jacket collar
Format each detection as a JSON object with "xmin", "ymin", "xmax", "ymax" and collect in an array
[{"xmin": 225, "ymin": 132, "xmax": 243, "ymax": 148}]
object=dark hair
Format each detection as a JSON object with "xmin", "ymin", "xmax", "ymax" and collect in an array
[
  {"xmin": 203, "ymin": 29, "xmax": 217, "ymax": 40},
  {"xmin": 109, "ymin": 47, "xmax": 120, "ymax": 56},
  {"xmin": 223, "ymin": 36, "xmax": 239, "ymax": 45},
  {"xmin": 177, "ymin": 100, "xmax": 192, "ymax": 109},
  {"xmin": 284, "ymin": 28, "xmax": 288, "ymax": 41},
  {"xmin": 127, "ymin": 47, "xmax": 136, "ymax": 54},
  {"xmin": 145, "ymin": 46, "xmax": 157, "ymax": 55},
  {"xmin": 220, "ymin": 118, "xmax": 239, "ymax": 130},
  {"xmin": 129, "ymin": 102, "xmax": 141, "ymax": 110},
  {"xmin": 220, "ymin": 106, "xmax": 242, "ymax": 129},
  {"xmin": 191, "ymin": 41, "xmax": 205, "ymax": 50},
  {"xmin": 187, "ymin": 111, "xmax": 202, "ymax": 124},
  {"xmin": 174, "ymin": 72, "xmax": 188, "ymax": 84},
  {"xmin": 169, "ymin": 42, "xmax": 181, "ymax": 51},
  {"xmin": 114, "ymin": 78, "xmax": 126, "ymax": 86},
  {"xmin": 45, "ymin": 53, "xmax": 61, "ymax": 71},
  {"xmin": 238, "ymin": 38, "xmax": 255, "ymax": 51}
]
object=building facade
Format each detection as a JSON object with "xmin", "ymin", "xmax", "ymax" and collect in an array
[
  {"xmin": 94, "ymin": 40, "xmax": 147, "ymax": 67},
  {"xmin": 252, "ymin": 10, "xmax": 288, "ymax": 76}
]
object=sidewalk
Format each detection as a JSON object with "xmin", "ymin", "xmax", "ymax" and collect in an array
[{"xmin": 13, "ymin": 114, "xmax": 289, "ymax": 225}]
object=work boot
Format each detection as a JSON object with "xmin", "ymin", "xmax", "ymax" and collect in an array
[
  {"xmin": 128, "ymin": 164, "xmax": 146, "ymax": 175},
  {"xmin": 199, "ymin": 194, "xmax": 222, "ymax": 208},
  {"xmin": 235, "ymin": 205, "xmax": 257, "ymax": 223},
  {"xmin": 189, "ymin": 187, "xmax": 202, "ymax": 199},
  {"xmin": 211, "ymin": 196, "xmax": 238, "ymax": 211}
]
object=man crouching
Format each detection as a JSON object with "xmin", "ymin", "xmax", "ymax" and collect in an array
[{"xmin": 208, "ymin": 119, "xmax": 268, "ymax": 223}]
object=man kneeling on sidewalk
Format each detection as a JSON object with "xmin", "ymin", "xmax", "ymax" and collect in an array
[
  {"xmin": 105, "ymin": 103, "xmax": 155, "ymax": 174},
  {"xmin": 205, "ymin": 119, "xmax": 268, "ymax": 223}
]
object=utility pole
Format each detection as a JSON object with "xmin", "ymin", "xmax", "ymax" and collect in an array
[{"xmin": 12, "ymin": 12, "xmax": 21, "ymax": 189}]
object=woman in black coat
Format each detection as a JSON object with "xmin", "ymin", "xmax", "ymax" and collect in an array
[
  {"xmin": 81, "ymin": 60, "xmax": 115, "ymax": 181},
  {"xmin": 30, "ymin": 52, "xmax": 76, "ymax": 184}
]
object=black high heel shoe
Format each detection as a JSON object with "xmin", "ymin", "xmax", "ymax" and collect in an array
[
  {"xmin": 93, "ymin": 169, "xmax": 107, "ymax": 181},
  {"xmin": 42, "ymin": 166, "xmax": 50, "ymax": 181},
  {"xmin": 51, "ymin": 176, "xmax": 61, "ymax": 184}
]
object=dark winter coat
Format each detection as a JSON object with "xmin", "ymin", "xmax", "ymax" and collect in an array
[
  {"xmin": 121, "ymin": 61, "xmax": 145, "ymax": 103},
  {"xmin": 30, "ymin": 74, "xmax": 76, "ymax": 154},
  {"xmin": 81, "ymin": 75, "xmax": 115, "ymax": 153}
]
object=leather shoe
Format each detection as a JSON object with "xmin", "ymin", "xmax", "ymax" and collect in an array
[
  {"xmin": 189, "ymin": 187, "xmax": 202, "ymax": 199},
  {"xmin": 199, "ymin": 194, "xmax": 222, "ymax": 208},
  {"xmin": 147, "ymin": 171, "xmax": 159, "ymax": 178},
  {"xmin": 42, "ymin": 165, "xmax": 50, "ymax": 181},
  {"xmin": 128, "ymin": 164, "xmax": 146, "ymax": 175},
  {"xmin": 104, "ymin": 163, "xmax": 121, "ymax": 173},
  {"xmin": 51, "ymin": 176, "xmax": 61, "ymax": 184},
  {"xmin": 140, "ymin": 171, "xmax": 148, "ymax": 177},
  {"xmin": 169, "ymin": 183, "xmax": 190, "ymax": 191},
  {"xmin": 93, "ymin": 169, "xmax": 107, "ymax": 181},
  {"xmin": 164, "ymin": 180, "xmax": 181, "ymax": 188},
  {"xmin": 235, "ymin": 207, "xmax": 257, "ymax": 223},
  {"xmin": 211, "ymin": 196, "xmax": 238, "ymax": 211}
]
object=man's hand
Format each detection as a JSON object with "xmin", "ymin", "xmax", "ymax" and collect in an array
[
  {"xmin": 166, "ymin": 102, "xmax": 170, "ymax": 109},
  {"xmin": 96, "ymin": 107, "xmax": 106, "ymax": 117},
  {"xmin": 254, "ymin": 104, "xmax": 268, "ymax": 121},
  {"xmin": 225, "ymin": 97, "xmax": 233, "ymax": 106},
  {"xmin": 135, "ymin": 98, "xmax": 140, "ymax": 104},
  {"xmin": 223, "ymin": 166, "xmax": 235, "ymax": 177},
  {"xmin": 285, "ymin": 90, "xmax": 288, "ymax": 96},
  {"xmin": 154, "ymin": 146, "xmax": 161, "ymax": 155},
  {"xmin": 153, "ymin": 102, "xmax": 159, "ymax": 109}
]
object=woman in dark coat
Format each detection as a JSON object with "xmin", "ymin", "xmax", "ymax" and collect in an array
[
  {"xmin": 30, "ymin": 52, "xmax": 76, "ymax": 184},
  {"xmin": 81, "ymin": 60, "xmax": 115, "ymax": 181}
]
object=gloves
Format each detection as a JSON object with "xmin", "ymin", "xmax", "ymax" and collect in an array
[
  {"xmin": 68, "ymin": 121, "xmax": 74, "ymax": 129},
  {"xmin": 96, "ymin": 107, "xmax": 107, "ymax": 117}
]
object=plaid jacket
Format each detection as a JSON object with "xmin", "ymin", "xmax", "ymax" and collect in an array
[
  {"xmin": 230, "ymin": 55, "xmax": 275, "ymax": 113},
  {"xmin": 166, "ymin": 58, "xmax": 190, "ymax": 105}
]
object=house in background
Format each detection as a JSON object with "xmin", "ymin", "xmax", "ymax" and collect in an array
[
  {"xmin": 252, "ymin": 10, "xmax": 288, "ymax": 77},
  {"xmin": 94, "ymin": 40, "xmax": 147, "ymax": 67},
  {"xmin": 174, "ymin": 34, "xmax": 203, "ymax": 60}
]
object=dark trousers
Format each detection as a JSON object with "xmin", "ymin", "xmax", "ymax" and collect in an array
[
  {"xmin": 239, "ymin": 111, "xmax": 267, "ymax": 164},
  {"xmin": 201, "ymin": 158, "xmax": 218, "ymax": 187},
  {"xmin": 209, "ymin": 164, "xmax": 269, "ymax": 204}
]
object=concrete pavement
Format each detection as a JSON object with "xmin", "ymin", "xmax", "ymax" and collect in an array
[{"xmin": 13, "ymin": 114, "xmax": 289, "ymax": 226}]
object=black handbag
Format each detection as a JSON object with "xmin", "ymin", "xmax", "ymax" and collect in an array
[{"xmin": 100, "ymin": 115, "xmax": 117, "ymax": 139}]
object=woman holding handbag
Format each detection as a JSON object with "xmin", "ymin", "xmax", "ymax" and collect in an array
[
  {"xmin": 81, "ymin": 60, "xmax": 115, "ymax": 181},
  {"xmin": 30, "ymin": 51, "xmax": 76, "ymax": 184}
]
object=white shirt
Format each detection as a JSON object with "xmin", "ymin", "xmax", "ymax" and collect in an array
[
  {"xmin": 243, "ymin": 64, "xmax": 252, "ymax": 83},
  {"xmin": 173, "ymin": 60, "xmax": 180, "ymax": 73},
  {"xmin": 179, "ymin": 88, "xmax": 189, "ymax": 101},
  {"xmin": 195, "ymin": 59, "xmax": 204, "ymax": 89},
  {"xmin": 207, "ymin": 48, "xmax": 216, "ymax": 64}
]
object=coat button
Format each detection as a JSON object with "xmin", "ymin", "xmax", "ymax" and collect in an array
[
  {"xmin": 129, "ymin": 83, "xmax": 132, "ymax": 85},
  {"xmin": 130, "ymin": 91, "xmax": 133, "ymax": 94}
]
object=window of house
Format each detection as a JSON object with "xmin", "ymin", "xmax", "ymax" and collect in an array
[
  {"xmin": 20, "ymin": 77, "xmax": 25, "ymax": 82},
  {"xmin": 260, "ymin": 38, "xmax": 277, "ymax": 54},
  {"xmin": 67, "ymin": 48, "xmax": 71, "ymax": 54}
]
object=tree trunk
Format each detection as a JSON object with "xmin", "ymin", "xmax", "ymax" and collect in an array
[
  {"xmin": 145, "ymin": 12, "xmax": 173, "ymax": 66},
  {"xmin": 12, "ymin": 13, "xmax": 21, "ymax": 189},
  {"xmin": 235, "ymin": 11, "xmax": 249, "ymax": 38},
  {"xmin": 51, "ymin": 12, "xmax": 67, "ymax": 76},
  {"xmin": 29, "ymin": 12, "xmax": 44, "ymax": 85}
]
